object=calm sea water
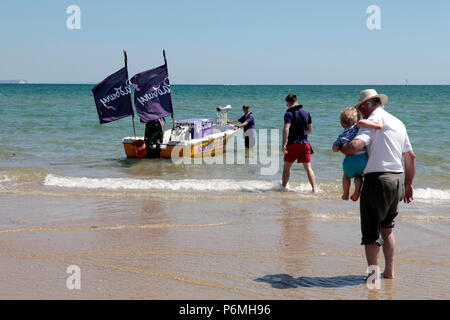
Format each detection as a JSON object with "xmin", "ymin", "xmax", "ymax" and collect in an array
[{"xmin": 0, "ymin": 84, "xmax": 449, "ymax": 205}]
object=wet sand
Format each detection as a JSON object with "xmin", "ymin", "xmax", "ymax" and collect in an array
[{"xmin": 0, "ymin": 194, "xmax": 449, "ymax": 299}]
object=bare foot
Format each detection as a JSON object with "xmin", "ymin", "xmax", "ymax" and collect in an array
[
  {"xmin": 381, "ymin": 272, "xmax": 395, "ymax": 279},
  {"xmin": 341, "ymin": 194, "xmax": 349, "ymax": 200},
  {"xmin": 350, "ymin": 192, "xmax": 360, "ymax": 201}
]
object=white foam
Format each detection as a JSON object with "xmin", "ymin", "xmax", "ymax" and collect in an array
[
  {"xmin": 0, "ymin": 176, "xmax": 11, "ymax": 183},
  {"xmin": 0, "ymin": 175, "xmax": 11, "ymax": 189},
  {"xmin": 41, "ymin": 175, "xmax": 450, "ymax": 199},
  {"xmin": 414, "ymin": 188, "xmax": 450, "ymax": 200},
  {"xmin": 43, "ymin": 174, "xmax": 313, "ymax": 193}
]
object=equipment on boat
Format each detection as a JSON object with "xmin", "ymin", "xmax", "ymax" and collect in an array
[
  {"xmin": 175, "ymin": 118, "xmax": 213, "ymax": 139},
  {"xmin": 216, "ymin": 105, "xmax": 231, "ymax": 125},
  {"xmin": 144, "ymin": 118, "xmax": 165, "ymax": 158}
]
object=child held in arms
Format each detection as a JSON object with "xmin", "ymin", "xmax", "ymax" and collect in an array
[{"xmin": 332, "ymin": 107, "xmax": 383, "ymax": 201}]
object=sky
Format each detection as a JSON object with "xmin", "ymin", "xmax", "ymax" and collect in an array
[{"xmin": 0, "ymin": 0, "xmax": 449, "ymax": 84}]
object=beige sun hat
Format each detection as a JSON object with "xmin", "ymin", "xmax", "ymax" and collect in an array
[{"xmin": 354, "ymin": 89, "xmax": 388, "ymax": 110}]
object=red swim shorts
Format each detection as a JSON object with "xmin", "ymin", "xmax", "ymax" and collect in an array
[{"xmin": 284, "ymin": 143, "xmax": 311, "ymax": 163}]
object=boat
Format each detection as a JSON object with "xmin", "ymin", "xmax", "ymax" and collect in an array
[
  {"xmin": 92, "ymin": 50, "xmax": 238, "ymax": 159},
  {"xmin": 123, "ymin": 109, "xmax": 238, "ymax": 159},
  {"xmin": 122, "ymin": 122, "xmax": 238, "ymax": 159}
]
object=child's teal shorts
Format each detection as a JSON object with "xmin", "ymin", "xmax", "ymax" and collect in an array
[{"xmin": 343, "ymin": 153, "xmax": 368, "ymax": 178}]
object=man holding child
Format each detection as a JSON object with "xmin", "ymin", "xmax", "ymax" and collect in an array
[{"xmin": 339, "ymin": 89, "xmax": 416, "ymax": 279}]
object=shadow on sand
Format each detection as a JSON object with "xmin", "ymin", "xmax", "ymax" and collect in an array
[{"xmin": 255, "ymin": 274, "xmax": 366, "ymax": 289}]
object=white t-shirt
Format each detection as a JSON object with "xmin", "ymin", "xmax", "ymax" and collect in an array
[{"xmin": 354, "ymin": 107, "xmax": 413, "ymax": 174}]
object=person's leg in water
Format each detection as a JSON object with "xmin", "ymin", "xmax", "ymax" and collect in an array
[
  {"xmin": 302, "ymin": 162, "xmax": 317, "ymax": 193},
  {"xmin": 282, "ymin": 161, "xmax": 294, "ymax": 188},
  {"xmin": 365, "ymin": 243, "xmax": 380, "ymax": 271},
  {"xmin": 381, "ymin": 228, "xmax": 395, "ymax": 278},
  {"xmin": 351, "ymin": 174, "xmax": 362, "ymax": 201},
  {"xmin": 342, "ymin": 173, "xmax": 351, "ymax": 200}
]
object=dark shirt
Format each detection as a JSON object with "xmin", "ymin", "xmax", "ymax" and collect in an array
[
  {"xmin": 238, "ymin": 112, "xmax": 255, "ymax": 132},
  {"xmin": 284, "ymin": 105, "xmax": 311, "ymax": 145},
  {"xmin": 333, "ymin": 124, "xmax": 359, "ymax": 147}
]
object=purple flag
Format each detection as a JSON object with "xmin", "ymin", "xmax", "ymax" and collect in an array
[
  {"xmin": 130, "ymin": 64, "xmax": 173, "ymax": 123},
  {"xmin": 92, "ymin": 67, "xmax": 134, "ymax": 124}
]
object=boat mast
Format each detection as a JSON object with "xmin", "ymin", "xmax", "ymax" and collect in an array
[
  {"xmin": 124, "ymin": 49, "xmax": 137, "ymax": 138},
  {"xmin": 163, "ymin": 49, "xmax": 175, "ymax": 131}
]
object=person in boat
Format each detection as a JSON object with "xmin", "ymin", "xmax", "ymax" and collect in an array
[
  {"xmin": 227, "ymin": 105, "xmax": 256, "ymax": 148},
  {"xmin": 281, "ymin": 93, "xmax": 317, "ymax": 192}
]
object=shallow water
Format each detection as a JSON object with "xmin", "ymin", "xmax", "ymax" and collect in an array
[{"xmin": 1, "ymin": 84, "xmax": 449, "ymax": 192}]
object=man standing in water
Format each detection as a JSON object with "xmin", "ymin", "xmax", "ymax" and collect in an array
[
  {"xmin": 228, "ymin": 105, "xmax": 256, "ymax": 148},
  {"xmin": 281, "ymin": 93, "xmax": 317, "ymax": 192},
  {"xmin": 339, "ymin": 89, "xmax": 416, "ymax": 279}
]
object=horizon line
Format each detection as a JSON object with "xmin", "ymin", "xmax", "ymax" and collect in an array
[{"xmin": 1, "ymin": 83, "xmax": 449, "ymax": 86}]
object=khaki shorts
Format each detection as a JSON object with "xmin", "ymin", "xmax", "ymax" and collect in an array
[{"xmin": 360, "ymin": 172, "xmax": 404, "ymax": 246}]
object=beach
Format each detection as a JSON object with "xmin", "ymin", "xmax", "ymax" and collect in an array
[
  {"xmin": 0, "ymin": 192, "xmax": 449, "ymax": 299},
  {"xmin": 0, "ymin": 84, "xmax": 449, "ymax": 299}
]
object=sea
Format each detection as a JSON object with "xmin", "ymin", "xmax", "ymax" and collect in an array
[
  {"xmin": 0, "ymin": 84, "xmax": 449, "ymax": 201},
  {"xmin": 0, "ymin": 84, "xmax": 449, "ymax": 299}
]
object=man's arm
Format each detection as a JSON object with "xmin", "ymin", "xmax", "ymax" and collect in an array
[
  {"xmin": 340, "ymin": 139, "xmax": 365, "ymax": 155},
  {"xmin": 282, "ymin": 123, "xmax": 290, "ymax": 154},
  {"xmin": 403, "ymin": 150, "xmax": 416, "ymax": 203},
  {"xmin": 358, "ymin": 119, "xmax": 383, "ymax": 130},
  {"xmin": 227, "ymin": 119, "xmax": 239, "ymax": 124},
  {"xmin": 307, "ymin": 123, "xmax": 312, "ymax": 134},
  {"xmin": 233, "ymin": 121, "xmax": 248, "ymax": 130}
]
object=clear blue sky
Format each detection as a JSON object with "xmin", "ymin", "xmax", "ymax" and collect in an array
[{"xmin": 1, "ymin": 0, "xmax": 449, "ymax": 84}]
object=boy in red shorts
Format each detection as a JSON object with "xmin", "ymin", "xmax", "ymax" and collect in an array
[{"xmin": 281, "ymin": 93, "xmax": 317, "ymax": 192}]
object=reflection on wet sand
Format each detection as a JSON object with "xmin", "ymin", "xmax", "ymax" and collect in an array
[
  {"xmin": 367, "ymin": 279, "xmax": 394, "ymax": 300},
  {"xmin": 0, "ymin": 194, "xmax": 448, "ymax": 299},
  {"xmin": 0, "ymin": 222, "xmax": 238, "ymax": 234},
  {"xmin": 279, "ymin": 199, "xmax": 311, "ymax": 276},
  {"xmin": 257, "ymin": 198, "xmax": 369, "ymax": 295}
]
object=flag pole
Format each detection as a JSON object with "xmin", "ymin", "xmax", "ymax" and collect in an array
[
  {"xmin": 124, "ymin": 49, "xmax": 136, "ymax": 138},
  {"xmin": 163, "ymin": 49, "xmax": 175, "ymax": 131}
]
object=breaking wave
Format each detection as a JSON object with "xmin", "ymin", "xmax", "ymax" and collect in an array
[
  {"xmin": 43, "ymin": 174, "xmax": 314, "ymax": 193},
  {"xmin": 0, "ymin": 175, "xmax": 11, "ymax": 189},
  {"xmin": 414, "ymin": 188, "xmax": 450, "ymax": 200},
  {"xmin": 1, "ymin": 172, "xmax": 447, "ymax": 201}
]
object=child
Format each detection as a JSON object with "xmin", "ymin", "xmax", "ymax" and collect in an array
[{"xmin": 332, "ymin": 107, "xmax": 383, "ymax": 201}]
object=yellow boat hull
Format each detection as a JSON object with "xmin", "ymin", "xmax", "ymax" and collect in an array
[
  {"xmin": 159, "ymin": 134, "xmax": 233, "ymax": 158},
  {"xmin": 122, "ymin": 129, "xmax": 236, "ymax": 159}
]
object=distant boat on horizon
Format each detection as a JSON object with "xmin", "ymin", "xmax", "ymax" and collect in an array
[{"xmin": 0, "ymin": 80, "xmax": 28, "ymax": 84}]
